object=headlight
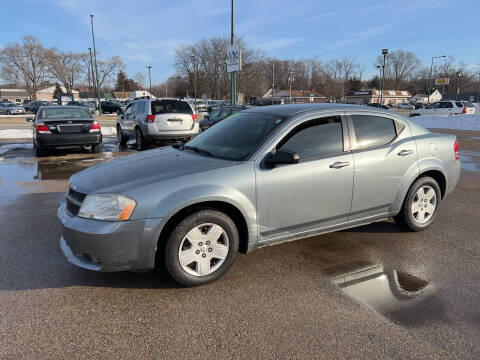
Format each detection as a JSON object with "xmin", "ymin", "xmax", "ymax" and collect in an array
[{"xmin": 78, "ymin": 194, "xmax": 136, "ymax": 221}]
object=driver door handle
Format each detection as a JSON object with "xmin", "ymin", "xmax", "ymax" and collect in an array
[
  {"xmin": 398, "ymin": 149, "xmax": 413, "ymax": 156},
  {"xmin": 329, "ymin": 161, "xmax": 350, "ymax": 169}
]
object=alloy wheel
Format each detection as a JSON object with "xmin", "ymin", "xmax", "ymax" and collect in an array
[{"xmin": 411, "ymin": 185, "xmax": 437, "ymax": 224}]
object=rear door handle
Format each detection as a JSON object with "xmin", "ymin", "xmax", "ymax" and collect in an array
[
  {"xmin": 398, "ymin": 149, "xmax": 413, "ymax": 156},
  {"xmin": 329, "ymin": 161, "xmax": 350, "ymax": 169}
]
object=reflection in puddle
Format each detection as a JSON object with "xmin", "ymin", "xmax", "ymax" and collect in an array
[
  {"xmin": 331, "ymin": 263, "xmax": 445, "ymax": 326},
  {"xmin": 459, "ymin": 150, "xmax": 480, "ymax": 173}
]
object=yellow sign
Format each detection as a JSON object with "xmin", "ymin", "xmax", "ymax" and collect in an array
[{"xmin": 435, "ymin": 78, "xmax": 449, "ymax": 85}]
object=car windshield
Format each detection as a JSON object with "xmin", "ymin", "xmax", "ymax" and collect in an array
[
  {"xmin": 38, "ymin": 107, "xmax": 91, "ymax": 119},
  {"xmin": 6, "ymin": 104, "xmax": 17, "ymax": 107},
  {"xmin": 186, "ymin": 112, "xmax": 287, "ymax": 161}
]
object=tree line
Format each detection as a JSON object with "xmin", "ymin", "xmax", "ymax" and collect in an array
[{"xmin": 1, "ymin": 35, "xmax": 479, "ymax": 101}]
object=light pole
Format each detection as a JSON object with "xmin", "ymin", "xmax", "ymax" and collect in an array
[
  {"xmin": 456, "ymin": 71, "xmax": 462, "ymax": 100},
  {"xmin": 88, "ymin": 47, "xmax": 95, "ymax": 95},
  {"xmin": 90, "ymin": 14, "xmax": 102, "ymax": 115},
  {"xmin": 427, "ymin": 55, "xmax": 446, "ymax": 106},
  {"xmin": 190, "ymin": 55, "xmax": 197, "ymax": 104},
  {"xmin": 272, "ymin": 58, "xmax": 275, "ymax": 105},
  {"xmin": 376, "ymin": 65, "xmax": 383, "ymax": 103},
  {"xmin": 288, "ymin": 71, "xmax": 295, "ymax": 104},
  {"xmin": 146, "ymin": 65, "xmax": 152, "ymax": 91},
  {"xmin": 379, "ymin": 48, "xmax": 388, "ymax": 106},
  {"xmin": 230, "ymin": 0, "xmax": 236, "ymax": 106}
]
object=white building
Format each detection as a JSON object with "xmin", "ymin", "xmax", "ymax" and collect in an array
[
  {"xmin": 0, "ymin": 88, "xmax": 29, "ymax": 104},
  {"xmin": 36, "ymin": 86, "xmax": 79, "ymax": 102},
  {"xmin": 410, "ymin": 89, "xmax": 442, "ymax": 105}
]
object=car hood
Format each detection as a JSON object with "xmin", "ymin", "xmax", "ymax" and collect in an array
[{"xmin": 70, "ymin": 146, "xmax": 236, "ymax": 194}]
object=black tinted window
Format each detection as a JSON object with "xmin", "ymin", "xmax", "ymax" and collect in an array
[
  {"xmin": 352, "ymin": 115, "xmax": 397, "ymax": 148},
  {"xmin": 455, "ymin": 102, "xmax": 464, "ymax": 108},
  {"xmin": 439, "ymin": 102, "xmax": 453, "ymax": 108},
  {"xmin": 279, "ymin": 116, "xmax": 344, "ymax": 160},
  {"xmin": 427, "ymin": 102, "xmax": 440, "ymax": 109},
  {"xmin": 151, "ymin": 100, "xmax": 192, "ymax": 115}
]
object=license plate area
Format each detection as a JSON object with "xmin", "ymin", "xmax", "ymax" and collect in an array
[{"xmin": 57, "ymin": 125, "xmax": 83, "ymax": 133}]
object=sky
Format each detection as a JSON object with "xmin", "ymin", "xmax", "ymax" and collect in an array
[{"xmin": 1, "ymin": 0, "xmax": 479, "ymax": 85}]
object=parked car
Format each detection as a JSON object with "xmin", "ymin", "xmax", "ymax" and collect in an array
[
  {"xmin": 67, "ymin": 101, "xmax": 95, "ymax": 114},
  {"xmin": 397, "ymin": 103, "xmax": 415, "ymax": 110},
  {"xmin": 27, "ymin": 106, "xmax": 102, "ymax": 156},
  {"xmin": 58, "ymin": 103, "xmax": 461, "ymax": 287},
  {"xmin": 410, "ymin": 100, "xmax": 476, "ymax": 117},
  {"xmin": 116, "ymin": 97, "xmax": 199, "ymax": 150},
  {"xmin": 0, "ymin": 103, "xmax": 26, "ymax": 115},
  {"xmin": 366, "ymin": 103, "xmax": 391, "ymax": 110},
  {"xmin": 25, "ymin": 100, "xmax": 49, "ymax": 113},
  {"xmin": 199, "ymin": 106, "xmax": 246, "ymax": 131},
  {"xmin": 100, "ymin": 101, "xmax": 122, "ymax": 114},
  {"xmin": 194, "ymin": 100, "xmax": 208, "ymax": 114}
]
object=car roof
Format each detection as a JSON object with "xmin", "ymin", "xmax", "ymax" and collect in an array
[{"xmin": 242, "ymin": 103, "xmax": 394, "ymax": 117}]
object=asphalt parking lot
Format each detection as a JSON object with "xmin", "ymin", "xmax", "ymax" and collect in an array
[{"xmin": 0, "ymin": 131, "xmax": 479, "ymax": 359}]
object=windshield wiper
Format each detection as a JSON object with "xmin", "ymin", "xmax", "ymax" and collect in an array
[{"xmin": 184, "ymin": 145, "xmax": 213, "ymax": 157}]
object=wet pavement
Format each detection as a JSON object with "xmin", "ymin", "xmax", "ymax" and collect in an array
[{"xmin": 0, "ymin": 131, "xmax": 480, "ymax": 359}]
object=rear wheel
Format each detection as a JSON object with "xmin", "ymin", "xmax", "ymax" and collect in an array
[
  {"xmin": 135, "ymin": 127, "xmax": 147, "ymax": 151},
  {"xmin": 163, "ymin": 209, "xmax": 239, "ymax": 287},
  {"xmin": 34, "ymin": 141, "xmax": 46, "ymax": 157},
  {"xmin": 394, "ymin": 176, "xmax": 441, "ymax": 231},
  {"xmin": 117, "ymin": 125, "xmax": 127, "ymax": 147},
  {"xmin": 92, "ymin": 143, "xmax": 101, "ymax": 153}
]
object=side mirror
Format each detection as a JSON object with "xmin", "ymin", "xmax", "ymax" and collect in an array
[
  {"xmin": 264, "ymin": 149, "xmax": 299, "ymax": 167},
  {"xmin": 26, "ymin": 117, "xmax": 34, "ymax": 122}
]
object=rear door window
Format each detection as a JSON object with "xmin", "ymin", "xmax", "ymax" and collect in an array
[
  {"xmin": 427, "ymin": 102, "xmax": 440, "ymax": 109},
  {"xmin": 151, "ymin": 100, "xmax": 193, "ymax": 115},
  {"xmin": 134, "ymin": 100, "xmax": 146, "ymax": 114},
  {"xmin": 455, "ymin": 102, "xmax": 464, "ymax": 108},
  {"xmin": 351, "ymin": 115, "xmax": 397, "ymax": 149},
  {"xmin": 439, "ymin": 102, "xmax": 453, "ymax": 108}
]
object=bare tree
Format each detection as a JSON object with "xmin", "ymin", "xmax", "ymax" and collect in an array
[
  {"xmin": 0, "ymin": 35, "xmax": 50, "ymax": 100},
  {"xmin": 45, "ymin": 49, "xmax": 86, "ymax": 93},
  {"xmin": 97, "ymin": 56, "xmax": 124, "ymax": 88},
  {"xmin": 133, "ymin": 72, "xmax": 146, "ymax": 89},
  {"xmin": 376, "ymin": 50, "xmax": 421, "ymax": 89}
]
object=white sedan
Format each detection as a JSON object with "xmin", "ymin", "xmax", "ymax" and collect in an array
[
  {"xmin": 410, "ymin": 100, "xmax": 475, "ymax": 117},
  {"xmin": 397, "ymin": 103, "xmax": 415, "ymax": 110}
]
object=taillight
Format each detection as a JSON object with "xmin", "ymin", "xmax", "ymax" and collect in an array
[
  {"xmin": 36, "ymin": 124, "xmax": 50, "ymax": 133},
  {"xmin": 146, "ymin": 115, "xmax": 156, "ymax": 123},
  {"xmin": 462, "ymin": 107, "xmax": 467, "ymax": 114},
  {"xmin": 454, "ymin": 140, "xmax": 459, "ymax": 160},
  {"xmin": 89, "ymin": 121, "xmax": 101, "ymax": 132},
  {"xmin": 191, "ymin": 114, "xmax": 198, "ymax": 121}
]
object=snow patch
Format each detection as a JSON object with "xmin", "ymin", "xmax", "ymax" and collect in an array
[{"xmin": 411, "ymin": 114, "xmax": 480, "ymax": 131}]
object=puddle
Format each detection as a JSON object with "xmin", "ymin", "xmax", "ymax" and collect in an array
[
  {"xmin": 459, "ymin": 150, "xmax": 480, "ymax": 173},
  {"xmin": 331, "ymin": 263, "xmax": 445, "ymax": 327}
]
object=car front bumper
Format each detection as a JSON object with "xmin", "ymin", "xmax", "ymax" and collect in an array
[
  {"xmin": 37, "ymin": 132, "xmax": 102, "ymax": 147},
  {"xmin": 57, "ymin": 201, "xmax": 163, "ymax": 272}
]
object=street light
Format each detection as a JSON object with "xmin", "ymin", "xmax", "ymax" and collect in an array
[
  {"xmin": 190, "ymin": 55, "xmax": 197, "ymax": 105},
  {"xmin": 427, "ymin": 55, "xmax": 446, "ymax": 106},
  {"xmin": 272, "ymin": 58, "xmax": 275, "ymax": 105},
  {"xmin": 376, "ymin": 65, "xmax": 383, "ymax": 103},
  {"xmin": 90, "ymin": 14, "xmax": 102, "ymax": 115},
  {"xmin": 288, "ymin": 71, "xmax": 295, "ymax": 104},
  {"xmin": 146, "ymin": 65, "xmax": 152, "ymax": 91},
  {"xmin": 379, "ymin": 48, "xmax": 388, "ymax": 106},
  {"xmin": 456, "ymin": 70, "xmax": 462, "ymax": 100}
]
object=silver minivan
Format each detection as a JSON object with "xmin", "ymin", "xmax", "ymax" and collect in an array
[{"xmin": 117, "ymin": 98, "xmax": 199, "ymax": 150}]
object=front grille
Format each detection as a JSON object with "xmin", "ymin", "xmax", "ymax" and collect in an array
[{"xmin": 66, "ymin": 187, "xmax": 86, "ymax": 216}]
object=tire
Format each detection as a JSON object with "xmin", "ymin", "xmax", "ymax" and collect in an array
[
  {"xmin": 394, "ymin": 176, "xmax": 441, "ymax": 232},
  {"xmin": 163, "ymin": 209, "xmax": 239, "ymax": 287},
  {"xmin": 92, "ymin": 143, "xmax": 101, "ymax": 153},
  {"xmin": 7, "ymin": 110, "xmax": 11, "ymax": 115},
  {"xmin": 117, "ymin": 125, "xmax": 127, "ymax": 147},
  {"xmin": 34, "ymin": 141, "xmax": 46, "ymax": 157},
  {"xmin": 135, "ymin": 127, "xmax": 147, "ymax": 151}
]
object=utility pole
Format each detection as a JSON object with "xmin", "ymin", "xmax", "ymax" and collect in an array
[
  {"xmin": 456, "ymin": 71, "xmax": 462, "ymax": 100},
  {"xmin": 88, "ymin": 47, "xmax": 94, "ymax": 94},
  {"xmin": 379, "ymin": 48, "xmax": 388, "ymax": 106},
  {"xmin": 146, "ymin": 65, "xmax": 152, "ymax": 91},
  {"xmin": 289, "ymin": 71, "xmax": 295, "ymax": 104},
  {"xmin": 230, "ymin": 0, "xmax": 236, "ymax": 106},
  {"xmin": 427, "ymin": 55, "xmax": 446, "ymax": 106},
  {"xmin": 272, "ymin": 59, "xmax": 275, "ymax": 105},
  {"xmin": 376, "ymin": 65, "xmax": 383, "ymax": 103},
  {"xmin": 90, "ymin": 14, "xmax": 102, "ymax": 115}
]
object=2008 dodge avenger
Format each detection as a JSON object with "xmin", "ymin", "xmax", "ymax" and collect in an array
[{"xmin": 58, "ymin": 104, "xmax": 461, "ymax": 286}]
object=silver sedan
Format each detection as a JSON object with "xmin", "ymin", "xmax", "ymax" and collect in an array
[{"xmin": 58, "ymin": 104, "xmax": 461, "ymax": 286}]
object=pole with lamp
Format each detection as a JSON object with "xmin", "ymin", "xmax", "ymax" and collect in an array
[
  {"xmin": 379, "ymin": 48, "xmax": 388, "ymax": 106},
  {"xmin": 146, "ymin": 65, "xmax": 152, "ymax": 91},
  {"xmin": 289, "ymin": 71, "xmax": 295, "ymax": 104},
  {"xmin": 456, "ymin": 70, "xmax": 462, "ymax": 100},
  {"xmin": 230, "ymin": 0, "xmax": 236, "ymax": 106},
  {"xmin": 190, "ymin": 55, "xmax": 197, "ymax": 106},
  {"xmin": 272, "ymin": 58, "xmax": 275, "ymax": 105},
  {"xmin": 376, "ymin": 65, "xmax": 383, "ymax": 103},
  {"xmin": 90, "ymin": 14, "xmax": 102, "ymax": 115},
  {"xmin": 427, "ymin": 55, "xmax": 446, "ymax": 106}
]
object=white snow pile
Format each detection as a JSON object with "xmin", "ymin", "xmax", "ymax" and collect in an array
[
  {"xmin": 0, "ymin": 127, "xmax": 117, "ymax": 139},
  {"xmin": 411, "ymin": 114, "xmax": 480, "ymax": 131}
]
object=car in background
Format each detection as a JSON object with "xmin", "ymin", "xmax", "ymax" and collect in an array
[
  {"xmin": 111, "ymin": 99, "xmax": 127, "ymax": 112},
  {"xmin": 116, "ymin": 97, "xmax": 199, "ymax": 150},
  {"xmin": 27, "ymin": 106, "xmax": 102, "ymax": 156},
  {"xmin": 25, "ymin": 100, "xmax": 49, "ymax": 113},
  {"xmin": 0, "ymin": 102, "xmax": 26, "ymax": 115},
  {"xmin": 410, "ymin": 100, "xmax": 476, "ymax": 117},
  {"xmin": 397, "ymin": 103, "xmax": 415, "ymax": 110},
  {"xmin": 100, "ymin": 101, "xmax": 122, "ymax": 114},
  {"xmin": 366, "ymin": 103, "xmax": 391, "ymax": 110},
  {"xmin": 59, "ymin": 103, "xmax": 461, "ymax": 287},
  {"xmin": 67, "ymin": 101, "xmax": 95, "ymax": 114},
  {"xmin": 199, "ymin": 105, "xmax": 246, "ymax": 131},
  {"xmin": 194, "ymin": 100, "xmax": 208, "ymax": 115}
]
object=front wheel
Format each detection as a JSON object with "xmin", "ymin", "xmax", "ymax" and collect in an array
[
  {"xmin": 163, "ymin": 209, "xmax": 239, "ymax": 287},
  {"xmin": 394, "ymin": 176, "xmax": 441, "ymax": 231}
]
